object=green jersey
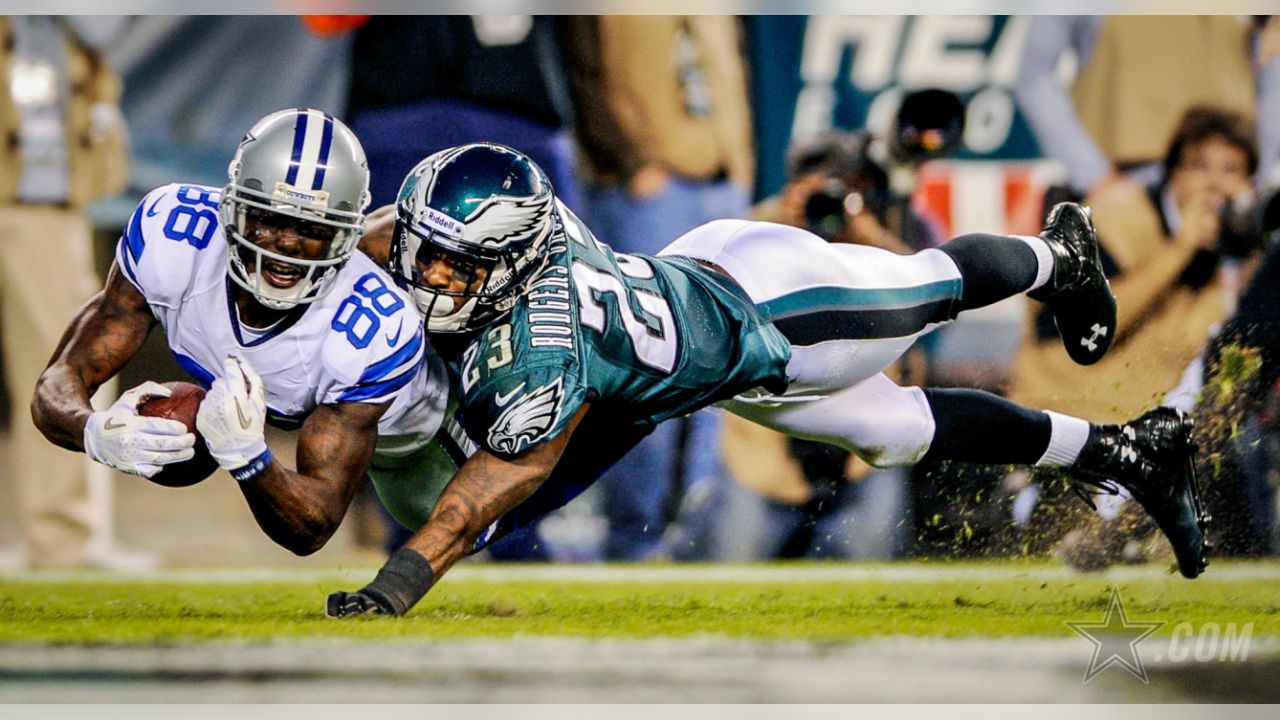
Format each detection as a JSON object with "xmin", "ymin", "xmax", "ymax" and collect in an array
[{"xmin": 443, "ymin": 204, "xmax": 791, "ymax": 458}]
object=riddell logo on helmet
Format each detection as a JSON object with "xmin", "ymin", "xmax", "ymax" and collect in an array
[
  {"xmin": 487, "ymin": 266, "xmax": 517, "ymax": 294},
  {"xmin": 424, "ymin": 208, "xmax": 463, "ymax": 235}
]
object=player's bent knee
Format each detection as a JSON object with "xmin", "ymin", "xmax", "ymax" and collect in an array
[
  {"xmin": 786, "ymin": 409, "xmax": 932, "ymax": 468},
  {"xmin": 844, "ymin": 423, "xmax": 932, "ymax": 468},
  {"xmin": 828, "ymin": 385, "xmax": 935, "ymax": 468},
  {"xmin": 726, "ymin": 378, "xmax": 935, "ymax": 468}
]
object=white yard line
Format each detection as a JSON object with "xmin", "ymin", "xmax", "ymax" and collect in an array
[{"xmin": 3, "ymin": 562, "xmax": 1280, "ymax": 584}]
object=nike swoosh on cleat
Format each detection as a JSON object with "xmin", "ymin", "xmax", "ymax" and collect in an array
[
  {"xmin": 104, "ymin": 418, "xmax": 127, "ymax": 431},
  {"xmin": 385, "ymin": 318, "xmax": 404, "ymax": 346},
  {"xmin": 234, "ymin": 398, "xmax": 253, "ymax": 430},
  {"xmin": 494, "ymin": 383, "xmax": 527, "ymax": 408},
  {"xmin": 145, "ymin": 197, "xmax": 163, "ymax": 217}
]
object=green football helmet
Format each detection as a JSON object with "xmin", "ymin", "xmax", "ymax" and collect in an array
[{"xmin": 390, "ymin": 143, "xmax": 556, "ymax": 333}]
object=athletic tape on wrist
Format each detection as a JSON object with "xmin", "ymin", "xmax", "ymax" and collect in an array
[
  {"xmin": 230, "ymin": 447, "xmax": 274, "ymax": 483},
  {"xmin": 361, "ymin": 547, "xmax": 436, "ymax": 616}
]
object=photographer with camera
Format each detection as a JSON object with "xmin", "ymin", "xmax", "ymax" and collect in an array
[
  {"xmin": 762, "ymin": 89, "xmax": 963, "ymax": 255},
  {"xmin": 694, "ymin": 92, "xmax": 962, "ymax": 560},
  {"xmin": 1008, "ymin": 105, "xmax": 1268, "ymax": 568},
  {"xmin": 1012, "ymin": 106, "xmax": 1263, "ymax": 421}
]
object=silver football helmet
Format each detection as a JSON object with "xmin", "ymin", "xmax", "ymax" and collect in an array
[{"xmin": 220, "ymin": 108, "xmax": 371, "ymax": 310}]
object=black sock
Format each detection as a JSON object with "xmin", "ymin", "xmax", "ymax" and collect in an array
[
  {"xmin": 920, "ymin": 388, "xmax": 1051, "ymax": 465},
  {"xmin": 939, "ymin": 233, "xmax": 1039, "ymax": 311}
]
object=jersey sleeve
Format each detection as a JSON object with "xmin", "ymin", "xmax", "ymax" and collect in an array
[
  {"xmin": 320, "ymin": 281, "xmax": 429, "ymax": 408},
  {"xmin": 457, "ymin": 340, "xmax": 588, "ymax": 458},
  {"xmin": 114, "ymin": 183, "xmax": 215, "ymax": 309}
]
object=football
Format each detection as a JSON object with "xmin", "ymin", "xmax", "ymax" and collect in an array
[{"xmin": 137, "ymin": 381, "xmax": 219, "ymax": 487}]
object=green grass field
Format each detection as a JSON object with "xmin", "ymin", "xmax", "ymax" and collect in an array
[{"xmin": 2, "ymin": 561, "xmax": 1277, "ymax": 645}]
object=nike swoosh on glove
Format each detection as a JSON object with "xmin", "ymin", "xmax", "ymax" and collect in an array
[
  {"xmin": 83, "ymin": 380, "xmax": 196, "ymax": 478},
  {"xmin": 197, "ymin": 355, "xmax": 269, "ymax": 472}
]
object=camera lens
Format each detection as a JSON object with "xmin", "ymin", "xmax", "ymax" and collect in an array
[
  {"xmin": 1217, "ymin": 197, "xmax": 1260, "ymax": 258},
  {"xmin": 893, "ymin": 89, "xmax": 966, "ymax": 164},
  {"xmin": 804, "ymin": 184, "xmax": 850, "ymax": 241}
]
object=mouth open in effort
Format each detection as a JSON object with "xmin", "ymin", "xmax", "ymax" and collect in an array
[{"xmin": 261, "ymin": 259, "xmax": 305, "ymax": 288}]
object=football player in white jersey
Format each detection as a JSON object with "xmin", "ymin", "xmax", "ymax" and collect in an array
[{"xmin": 32, "ymin": 108, "xmax": 449, "ymax": 556}]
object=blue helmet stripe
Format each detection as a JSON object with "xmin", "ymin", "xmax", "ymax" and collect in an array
[
  {"xmin": 312, "ymin": 113, "xmax": 334, "ymax": 190},
  {"xmin": 285, "ymin": 108, "xmax": 309, "ymax": 186}
]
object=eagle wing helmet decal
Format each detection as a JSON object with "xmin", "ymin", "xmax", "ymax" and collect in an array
[
  {"xmin": 463, "ymin": 193, "xmax": 554, "ymax": 249},
  {"xmin": 487, "ymin": 377, "xmax": 565, "ymax": 455}
]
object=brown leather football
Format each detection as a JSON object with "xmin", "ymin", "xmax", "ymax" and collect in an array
[{"xmin": 137, "ymin": 381, "xmax": 219, "ymax": 487}]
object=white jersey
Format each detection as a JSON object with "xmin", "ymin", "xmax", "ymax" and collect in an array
[{"xmin": 114, "ymin": 183, "xmax": 447, "ymax": 444}]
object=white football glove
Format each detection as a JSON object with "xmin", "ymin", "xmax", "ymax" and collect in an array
[
  {"xmin": 83, "ymin": 381, "xmax": 196, "ymax": 478},
  {"xmin": 197, "ymin": 355, "xmax": 271, "ymax": 479}
]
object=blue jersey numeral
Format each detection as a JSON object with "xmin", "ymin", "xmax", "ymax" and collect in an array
[
  {"xmin": 163, "ymin": 185, "xmax": 219, "ymax": 250},
  {"xmin": 354, "ymin": 273, "xmax": 405, "ymax": 316},
  {"xmin": 332, "ymin": 272, "xmax": 405, "ymax": 349}
]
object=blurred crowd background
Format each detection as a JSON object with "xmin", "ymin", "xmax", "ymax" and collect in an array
[{"xmin": 2, "ymin": 15, "xmax": 1280, "ymax": 571}]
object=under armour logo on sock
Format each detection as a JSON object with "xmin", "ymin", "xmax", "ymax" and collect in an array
[{"xmin": 1081, "ymin": 323, "xmax": 1109, "ymax": 352}]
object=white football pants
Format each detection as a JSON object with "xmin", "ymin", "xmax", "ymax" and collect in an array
[{"xmin": 660, "ymin": 219, "xmax": 966, "ymax": 467}]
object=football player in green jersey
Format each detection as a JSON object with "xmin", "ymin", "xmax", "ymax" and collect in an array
[{"xmin": 328, "ymin": 143, "xmax": 1206, "ymax": 618}]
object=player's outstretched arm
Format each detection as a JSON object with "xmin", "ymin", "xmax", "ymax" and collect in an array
[
  {"xmin": 241, "ymin": 399, "xmax": 387, "ymax": 556},
  {"xmin": 32, "ymin": 262, "xmax": 159, "ymax": 452},
  {"xmin": 199, "ymin": 354, "xmax": 389, "ymax": 556},
  {"xmin": 326, "ymin": 403, "xmax": 590, "ymax": 618}
]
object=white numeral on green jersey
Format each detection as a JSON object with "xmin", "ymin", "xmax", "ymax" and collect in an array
[
  {"xmin": 573, "ymin": 260, "xmax": 677, "ymax": 373},
  {"xmin": 461, "ymin": 323, "xmax": 514, "ymax": 391}
]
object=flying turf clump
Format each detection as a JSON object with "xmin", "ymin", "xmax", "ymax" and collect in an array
[
  {"xmin": 1192, "ymin": 343, "xmax": 1263, "ymax": 478},
  {"xmin": 1210, "ymin": 343, "xmax": 1263, "ymax": 404}
]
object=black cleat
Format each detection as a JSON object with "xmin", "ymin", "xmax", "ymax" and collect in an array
[
  {"xmin": 1027, "ymin": 202, "xmax": 1117, "ymax": 365},
  {"xmin": 1071, "ymin": 407, "xmax": 1208, "ymax": 578}
]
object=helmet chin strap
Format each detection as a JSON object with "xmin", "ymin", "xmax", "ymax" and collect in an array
[{"xmin": 413, "ymin": 288, "xmax": 477, "ymax": 333}]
